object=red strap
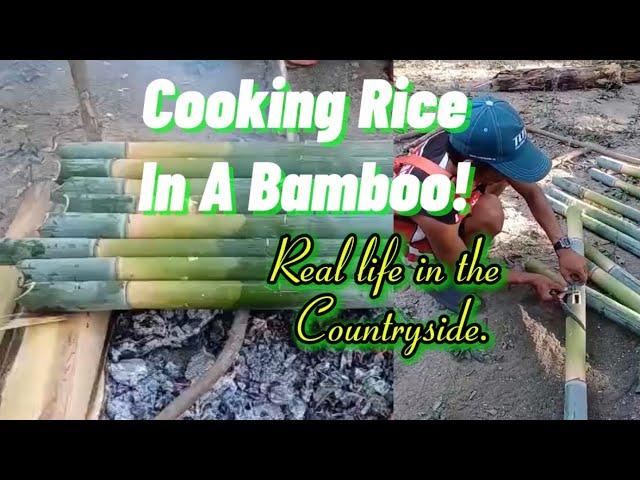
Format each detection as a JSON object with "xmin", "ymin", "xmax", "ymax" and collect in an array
[{"xmin": 393, "ymin": 154, "xmax": 452, "ymax": 178}]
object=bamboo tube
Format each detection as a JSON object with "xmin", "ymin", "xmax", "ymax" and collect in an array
[
  {"xmin": 525, "ymin": 260, "xmax": 640, "ymax": 336},
  {"xmin": 0, "ymin": 238, "xmax": 354, "ymax": 263},
  {"xmin": 58, "ymin": 156, "xmax": 393, "ymax": 180},
  {"xmin": 40, "ymin": 213, "xmax": 392, "ymax": 239},
  {"xmin": 584, "ymin": 244, "xmax": 640, "ymax": 292},
  {"xmin": 546, "ymin": 196, "xmax": 640, "ymax": 257},
  {"xmin": 16, "ymin": 281, "xmax": 377, "ymax": 311},
  {"xmin": 527, "ymin": 126, "xmax": 640, "ymax": 165},
  {"xmin": 585, "ymin": 259, "xmax": 640, "ymax": 313},
  {"xmin": 564, "ymin": 206, "xmax": 587, "ymax": 420},
  {"xmin": 56, "ymin": 142, "xmax": 125, "ymax": 158},
  {"xmin": 60, "ymin": 177, "xmax": 212, "ymax": 195},
  {"xmin": 56, "ymin": 141, "xmax": 393, "ymax": 159},
  {"xmin": 597, "ymin": 156, "xmax": 640, "ymax": 179},
  {"xmin": 589, "ymin": 168, "xmax": 640, "ymax": 199},
  {"xmin": 545, "ymin": 187, "xmax": 640, "ymax": 240},
  {"xmin": 56, "ymin": 185, "xmax": 252, "ymax": 214},
  {"xmin": 552, "ymin": 176, "xmax": 640, "ymax": 223},
  {"xmin": 18, "ymin": 256, "xmax": 338, "ymax": 281}
]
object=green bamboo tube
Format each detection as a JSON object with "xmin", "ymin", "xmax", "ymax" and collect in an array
[
  {"xmin": 52, "ymin": 193, "xmax": 139, "ymax": 214},
  {"xmin": 546, "ymin": 196, "xmax": 640, "ymax": 257},
  {"xmin": 564, "ymin": 205, "xmax": 587, "ymax": 420},
  {"xmin": 56, "ymin": 141, "xmax": 393, "ymax": 159},
  {"xmin": 585, "ymin": 259, "xmax": 640, "ymax": 313},
  {"xmin": 55, "ymin": 142, "xmax": 126, "ymax": 158},
  {"xmin": 589, "ymin": 168, "xmax": 640, "ymax": 199},
  {"xmin": 597, "ymin": 156, "xmax": 640, "ymax": 179},
  {"xmin": 18, "ymin": 256, "xmax": 339, "ymax": 281},
  {"xmin": 40, "ymin": 213, "xmax": 391, "ymax": 239},
  {"xmin": 552, "ymin": 176, "xmax": 640, "ymax": 223},
  {"xmin": 56, "ymin": 182, "xmax": 253, "ymax": 213},
  {"xmin": 16, "ymin": 281, "xmax": 377, "ymax": 311},
  {"xmin": 525, "ymin": 259, "xmax": 640, "ymax": 336},
  {"xmin": 60, "ymin": 177, "xmax": 212, "ymax": 196},
  {"xmin": 545, "ymin": 187, "xmax": 640, "ymax": 240},
  {"xmin": 584, "ymin": 245, "xmax": 640, "ymax": 292},
  {"xmin": 58, "ymin": 156, "xmax": 393, "ymax": 180},
  {"xmin": 0, "ymin": 238, "xmax": 353, "ymax": 264}
]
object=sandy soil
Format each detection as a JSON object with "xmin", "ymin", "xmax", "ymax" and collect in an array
[{"xmin": 394, "ymin": 60, "xmax": 640, "ymax": 419}]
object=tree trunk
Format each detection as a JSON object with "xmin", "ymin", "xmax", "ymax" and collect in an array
[{"xmin": 491, "ymin": 63, "xmax": 640, "ymax": 91}]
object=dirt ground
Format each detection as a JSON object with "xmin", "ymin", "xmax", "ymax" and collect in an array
[{"xmin": 394, "ymin": 60, "xmax": 640, "ymax": 420}]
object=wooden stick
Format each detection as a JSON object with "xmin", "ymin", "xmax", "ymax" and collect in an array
[
  {"xmin": 155, "ymin": 310, "xmax": 249, "ymax": 420},
  {"xmin": 527, "ymin": 125, "xmax": 640, "ymax": 165},
  {"xmin": 68, "ymin": 61, "xmax": 102, "ymax": 141}
]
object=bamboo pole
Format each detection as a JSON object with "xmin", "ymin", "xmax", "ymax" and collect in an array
[
  {"xmin": 545, "ymin": 186, "xmax": 640, "ymax": 240},
  {"xmin": 0, "ymin": 238, "xmax": 355, "ymax": 263},
  {"xmin": 597, "ymin": 156, "xmax": 640, "ymax": 178},
  {"xmin": 525, "ymin": 260, "xmax": 640, "ymax": 336},
  {"xmin": 16, "ymin": 281, "xmax": 376, "ymax": 311},
  {"xmin": 589, "ymin": 168, "xmax": 640, "ymax": 199},
  {"xmin": 40, "ymin": 213, "xmax": 392, "ymax": 239},
  {"xmin": 551, "ymin": 176, "xmax": 640, "ymax": 223},
  {"xmin": 527, "ymin": 126, "xmax": 640, "ymax": 165},
  {"xmin": 56, "ymin": 141, "xmax": 394, "ymax": 159},
  {"xmin": 59, "ymin": 177, "xmax": 211, "ymax": 195},
  {"xmin": 17, "ymin": 256, "xmax": 338, "ymax": 281},
  {"xmin": 564, "ymin": 206, "xmax": 587, "ymax": 420},
  {"xmin": 546, "ymin": 195, "xmax": 640, "ymax": 257},
  {"xmin": 584, "ymin": 244, "xmax": 640, "ymax": 292},
  {"xmin": 57, "ymin": 156, "xmax": 393, "ymax": 180},
  {"xmin": 585, "ymin": 259, "xmax": 640, "ymax": 313}
]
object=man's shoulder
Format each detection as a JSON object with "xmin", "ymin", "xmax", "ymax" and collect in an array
[{"xmin": 416, "ymin": 130, "xmax": 450, "ymax": 160}]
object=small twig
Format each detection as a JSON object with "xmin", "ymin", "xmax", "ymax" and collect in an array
[
  {"xmin": 393, "ymin": 130, "xmax": 424, "ymax": 143},
  {"xmin": 154, "ymin": 310, "xmax": 250, "ymax": 420}
]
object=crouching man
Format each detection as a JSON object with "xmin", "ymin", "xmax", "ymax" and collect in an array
[{"xmin": 394, "ymin": 96, "xmax": 588, "ymax": 310}]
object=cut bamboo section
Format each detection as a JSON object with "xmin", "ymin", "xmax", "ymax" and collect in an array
[
  {"xmin": 60, "ymin": 177, "xmax": 211, "ymax": 195},
  {"xmin": 597, "ymin": 156, "xmax": 640, "ymax": 178},
  {"xmin": 18, "ymin": 256, "xmax": 338, "ymax": 282},
  {"xmin": 40, "ymin": 213, "xmax": 392, "ymax": 239},
  {"xmin": 525, "ymin": 260, "xmax": 640, "ymax": 336},
  {"xmin": 545, "ymin": 186, "xmax": 640, "ymax": 240},
  {"xmin": 584, "ymin": 245, "xmax": 640, "ymax": 292},
  {"xmin": 585, "ymin": 259, "xmax": 640, "ymax": 313},
  {"xmin": 589, "ymin": 168, "xmax": 640, "ymax": 199},
  {"xmin": 546, "ymin": 195, "xmax": 640, "ymax": 257},
  {"xmin": 564, "ymin": 206, "xmax": 587, "ymax": 420},
  {"xmin": 57, "ymin": 156, "xmax": 393, "ymax": 180},
  {"xmin": 0, "ymin": 238, "xmax": 353, "ymax": 263},
  {"xmin": 56, "ymin": 141, "xmax": 394, "ymax": 159},
  {"xmin": 17, "ymin": 281, "xmax": 378, "ymax": 312},
  {"xmin": 552, "ymin": 176, "xmax": 640, "ymax": 223},
  {"xmin": 0, "ymin": 182, "xmax": 110, "ymax": 420}
]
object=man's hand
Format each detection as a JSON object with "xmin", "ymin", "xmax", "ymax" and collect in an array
[
  {"xmin": 528, "ymin": 273, "xmax": 568, "ymax": 301},
  {"xmin": 557, "ymin": 248, "xmax": 588, "ymax": 284}
]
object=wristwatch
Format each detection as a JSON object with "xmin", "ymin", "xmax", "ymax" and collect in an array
[{"xmin": 553, "ymin": 236, "xmax": 572, "ymax": 252}]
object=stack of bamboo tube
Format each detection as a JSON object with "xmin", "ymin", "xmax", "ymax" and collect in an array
[
  {"xmin": 532, "ymin": 164, "xmax": 640, "ymax": 337},
  {"xmin": 2, "ymin": 141, "xmax": 394, "ymax": 312}
]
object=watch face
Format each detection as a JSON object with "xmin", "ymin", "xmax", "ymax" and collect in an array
[{"xmin": 559, "ymin": 238, "xmax": 571, "ymax": 249}]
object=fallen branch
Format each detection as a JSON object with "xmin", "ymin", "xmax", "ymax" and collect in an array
[
  {"xmin": 527, "ymin": 125, "xmax": 640, "ymax": 165},
  {"xmin": 491, "ymin": 63, "xmax": 640, "ymax": 92},
  {"xmin": 154, "ymin": 310, "xmax": 249, "ymax": 420},
  {"xmin": 393, "ymin": 130, "xmax": 425, "ymax": 143}
]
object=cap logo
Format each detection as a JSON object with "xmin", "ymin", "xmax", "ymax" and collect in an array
[{"xmin": 513, "ymin": 127, "xmax": 527, "ymax": 150}]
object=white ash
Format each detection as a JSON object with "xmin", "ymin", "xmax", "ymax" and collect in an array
[{"xmin": 105, "ymin": 309, "xmax": 392, "ymax": 420}]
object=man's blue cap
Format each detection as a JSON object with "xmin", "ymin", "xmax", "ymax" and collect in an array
[{"xmin": 449, "ymin": 96, "xmax": 551, "ymax": 183}]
